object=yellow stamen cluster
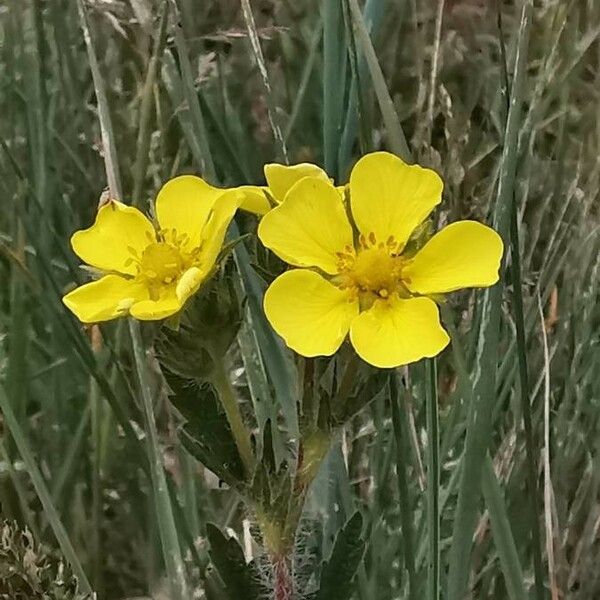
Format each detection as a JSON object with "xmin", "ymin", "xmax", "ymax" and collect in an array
[{"xmin": 335, "ymin": 232, "xmax": 410, "ymax": 308}]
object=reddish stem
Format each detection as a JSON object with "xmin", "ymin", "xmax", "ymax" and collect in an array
[{"xmin": 274, "ymin": 556, "xmax": 293, "ymax": 600}]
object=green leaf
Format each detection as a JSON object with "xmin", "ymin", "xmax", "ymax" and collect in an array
[
  {"xmin": 206, "ymin": 523, "xmax": 265, "ymax": 600},
  {"xmin": 315, "ymin": 512, "xmax": 366, "ymax": 600},
  {"xmin": 165, "ymin": 371, "xmax": 246, "ymax": 488}
]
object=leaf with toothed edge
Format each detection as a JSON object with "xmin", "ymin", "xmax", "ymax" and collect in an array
[
  {"xmin": 165, "ymin": 371, "xmax": 246, "ymax": 489},
  {"xmin": 206, "ymin": 523, "xmax": 266, "ymax": 600},
  {"xmin": 315, "ymin": 511, "xmax": 366, "ymax": 600}
]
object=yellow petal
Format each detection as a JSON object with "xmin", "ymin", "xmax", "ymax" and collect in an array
[
  {"xmin": 130, "ymin": 295, "xmax": 182, "ymax": 321},
  {"xmin": 350, "ymin": 295, "xmax": 449, "ymax": 368},
  {"xmin": 349, "ymin": 151, "xmax": 443, "ymax": 247},
  {"xmin": 155, "ymin": 175, "xmax": 222, "ymax": 252},
  {"xmin": 176, "ymin": 266, "xmax": 206, "ymax": 304},
  {"xmin": 258, "ymin": 177, "xmax": 353, "ymax": 274},
  {"xmin": 129, "ymin": 268, "xmax": 205, "ymax": 322},
  {"xmin": 403, "ymin": 220, "xmax": 504, "ymax": 294},
  {"xmin": 196, "ymin": 191, "xmax": 241, "ymax": 271},
  {"xmin": 264, "ymin": 269, "xmax": 359, "ymax": 357},
  {"xmin": 62, "ymin": 275, "xmax": 148, "ymax": 323},
  {"xmin": 264, "ymin": 162, "xmax": 330, "ymax": 203},
  {"xmin": 71, "ymin": 201, "xmax": 155, "ymax": 276},
  {"xmin": 236, "ymin": 185, "xmax": 272, "ymax": 215}
]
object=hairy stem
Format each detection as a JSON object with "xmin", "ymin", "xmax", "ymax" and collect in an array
[{"xmin": 273, "ymin": 556, "xmax": 293, "ymax": 600}]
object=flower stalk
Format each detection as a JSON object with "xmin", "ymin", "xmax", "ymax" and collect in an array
[{"xmin": 211, "ymin": 359, "xmax": 255, "ymax": 476}]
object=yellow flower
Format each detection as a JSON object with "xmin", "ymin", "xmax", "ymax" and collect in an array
[
  {"xmin": 258, "ymin": 151, "xmax": 504, "ymax": 368},
  {"xmin": 238, "ymin": 162, "xmax": 343, "ymax": 215},
  {"xmin": 63, "ymin": 176, "xmax": 240, "ymax": 323}
]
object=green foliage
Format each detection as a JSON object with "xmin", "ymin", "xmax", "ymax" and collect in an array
[
  {"xmin": 314, "ymin": 512, "xmax": 366, "ymax": 600},
  {"xmin": 206, "ymin": 523, "xmax": 266, "ymax": 600},
  {"xmin": 165, "ymin": 370, "xmax": 246, "ymax": 489},
  {"xmin": 0, "ymin": 0, "xmax": 599, "ymax": 599}
]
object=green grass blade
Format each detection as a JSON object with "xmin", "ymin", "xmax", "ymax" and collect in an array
[
  {"xmin": 425, "ymin": 359, "xmax": 440, "ymax": 599},
  {"xmin": 338, "ymin": 0, "xmax": 388, "ymax": 176},
  {"xmin": 239, "ymin": 0, "xmax": 288, "ymax": 162},
  {"xmin": 347, "ymin": 0, "xmax": 410, "ymax": 163},
  {"xmin": 497, "ymin": 6, "xmax": 546, "ymax": 591},
  {"xmin": 323, "ymin": 0, "xmax": 346, "ymax": 177},
  {"xmin": 481, "ymin": 456, "xmax": 528, "ymax": 600},
  {"xmin": 446, "ymin": 2, "xmax": 534, "ymax": 598},
  {"xmin": 231, "ymin": 230, "xmax": 299, "ymax": 439},
  {"xmin": 0, "ymin": 382, "xmax": 93, "ymax": 595},
  {"xmin": 76, "ymin": 0, "xmax": 122, "ymax": 200},
  {"xmin": 132, "ymin": 2, "xmax": 169, "ymax": 208},
  {"xmin": 285, "ymin": 21, "xmax": 322, "ymax": 144},
  {"xmin": 169, "ymin": 5, "xmax": 216, "ymax": 180},
  {"xmin": 391, "ymin": 373, "xmax": 417, "ymax": 600},
  {"xmin": 129, "ymin": 320, "xmax": 189, "ymax": 600}
]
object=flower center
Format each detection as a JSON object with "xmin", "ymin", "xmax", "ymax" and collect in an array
[
  {"xmin": 349, "ymin": 246, "xmax": 403, "ymax": 295},
  {"xmin": 139, "ymin": 242, "xmax": 185, "ymax": 285},
  {"xmin": 335, "ymin": 233, "xmax": 408, "ymax": 306}
]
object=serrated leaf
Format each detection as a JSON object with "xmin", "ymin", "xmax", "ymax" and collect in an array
[
  {"xmin": 206, "ymin": 523, "xmax": 266, "ymax": 600},
  {"xmin": 165, "ymin": 371, "xmax": 246, "ymax": 488},
  {"xmin": 315, "ymin": 512, "xmax": 366, "ymax": 600}
]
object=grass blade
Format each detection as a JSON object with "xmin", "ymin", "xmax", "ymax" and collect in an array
[
  {"xmin": 132, "ymin": 2, "xmax": 169, "ymax": 207},
  {"xmin": 390, "ymin": 373, "xmax": 417, "ymax": 600},
  {"xmin": 323, "ymin": 0, "xmax": 347, "ymax": 177},
  {"xmin": 347, "ymin": 0, "xmax": 410, "ymax": 163},
  {"xmin": 76, "ymin": 0, "xmax": 122, "ymax": 200},
  {"xmin": 496, "ymin": 5, "xmax": 546, "ymax": 594},
  {"xmin": 0, "ymin": 383, "xmax": 93, "ymax": 595},
  {"xmin": 481, "ymin": 456, "xmax": 528, "ymax": 600},
  {"xmin": 425, "ymin": 359, "xmax": 440, "ymax": 599},
  {"xmin": 446, "ymin": 2, "xmax": 534, "ymax": 598},
  {"xmin": 239, "ymin": 0, "xmax": 288, "ymax": 162},
  {"xmin": 129, "ymin": 320, "xmax": 189, "ymax": 600}
]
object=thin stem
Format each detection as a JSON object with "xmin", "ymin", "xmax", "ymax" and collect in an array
[
  {"xmin": 90, "ymin": 374, "xmax": 104, "ymax": 596},
  {"xmin": 129, "ymin": 320, "xmax": 189, "ymax": 600},
  {"xmin": 132, "ymin": 2, "xmax": 169, "ymax": 207},
  {"xmin": 274, "ymin": 556, "xmax": 294, "ymax": 600},
  {"xmin": 239, "ymin": 0, "xmax": 288, "ymax": 162},
  {"xmin": 390, "ymin": 372, "xmax": 417, "ymax": 600},
  {"xmin": 426, "ymin": 0, "xmax": 445, "ymax": 139},
  {"xmin": 425, "ymin": 359, "xmax": 440, "ymax": 600},
  {"xmin": 211, "ymin": 359, "xmax": 254, "ymax": 477}
]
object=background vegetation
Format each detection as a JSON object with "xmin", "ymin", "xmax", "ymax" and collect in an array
[{"xmin": 0, "ymin": 0, "xmax": 599, "ymax": 598}]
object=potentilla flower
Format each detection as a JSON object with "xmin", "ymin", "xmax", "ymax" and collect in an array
[
  {"xmin": 258, "ymin": 151, "xmax": 503, "ymax": 368},
  {"xmin": 238, "ymin": 162, "xmax": 343, "ymax": 215},
  {"xmin": 63, "ymin": 176, "xmax": 240, "ymax": 323}
]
